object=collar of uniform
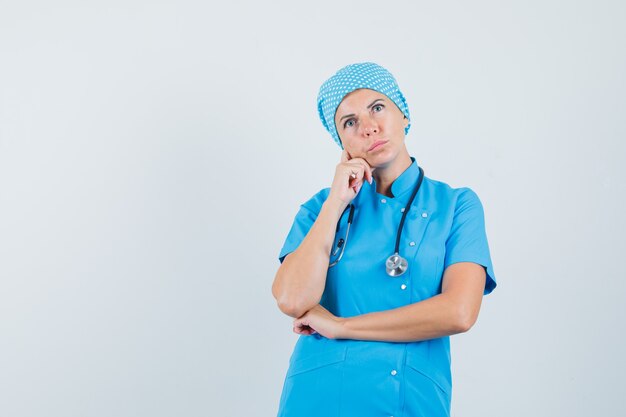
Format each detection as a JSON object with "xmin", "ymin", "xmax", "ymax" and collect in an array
[{"xmin": 389, "ymin": 157, "xmax": 421, "ymax": 199}]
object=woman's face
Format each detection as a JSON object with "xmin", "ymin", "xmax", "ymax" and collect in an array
[{"xmin": 334, "ymin": 88, "xmax": 409, "ymax": 167}]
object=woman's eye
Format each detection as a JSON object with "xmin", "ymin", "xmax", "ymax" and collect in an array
[
  {"xmin": 373, "ymin": 104, "xmax": 384, "ymax": 112},
  {"xmin": 344, "ymin": 119, "xmax": 355, "ymax": 128}
]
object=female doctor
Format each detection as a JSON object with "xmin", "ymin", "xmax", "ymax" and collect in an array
[{"xmin": 271, "ymin": 62, "xmax": 497, "ymax": 417}]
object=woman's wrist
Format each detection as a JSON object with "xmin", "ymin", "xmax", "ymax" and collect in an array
[
  {"xmin": 334, "ymin": 316, "xmax": 351, "ymax": 340},
  {"xmin": 321, "ymin": 197, "xmax": 347, "ymax": 219}
]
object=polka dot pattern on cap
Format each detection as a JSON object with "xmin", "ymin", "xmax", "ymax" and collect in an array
[{"xmin": 317, "ymin": 62, "xmax": 411, "ymax": 148}]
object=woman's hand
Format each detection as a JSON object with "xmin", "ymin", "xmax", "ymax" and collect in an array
[
  {"xmin": 327, "ymin": 150, "xmax": 374, "ymax": 209},
  {"xmin": 293, "ymin": 304, "xmax": 347, "ymax": 340}
]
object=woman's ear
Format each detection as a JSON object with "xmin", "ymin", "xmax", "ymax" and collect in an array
[{"xmin": 403, "ymin": 116, "xmax": 409, "ymax": 128}]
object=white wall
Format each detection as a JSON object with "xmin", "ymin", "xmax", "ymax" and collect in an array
[{"xmin": 1, "ymin": 1, "xmax": 624, "ymax": 416}]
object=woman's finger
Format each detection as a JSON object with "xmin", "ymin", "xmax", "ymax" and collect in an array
[
  {"xmin": 345, "ymin": 161, "xmax": 370, "ymax": 184},
  {"xmin": 294, "ymin": 323, "xmax": 314, "ymax": 335},
  {"xmin": 345, "ymin": 165, "xmax": 364, "ymax": 182},
  {"xmin": 365, "ymin": 163, "xmax": 374, "ymax": 184},
  {"xmin": 347, "ymin": 158, "xmax": 373, "ymax": 184},
  {"xmin": 349, "ymin": 177, "xmax": 361, "ymax": 189},
  {"xmin": 329, "ymin": 154, "xmax": 370, "ymax": 205}
]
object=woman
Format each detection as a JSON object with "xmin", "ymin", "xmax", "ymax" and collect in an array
[{"xmin": 271, "ymin": 62, "xmax": 497, "ymax": 417}]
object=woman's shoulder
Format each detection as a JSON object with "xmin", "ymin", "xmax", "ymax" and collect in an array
[
  {"xmin": 299, "ymin": 187, "xmax": 332, "ymax": 214},
  {"xmin": 422, "ymin": 175, "xmax": 482, "ymax": 207}
]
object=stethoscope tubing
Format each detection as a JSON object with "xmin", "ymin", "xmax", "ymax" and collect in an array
[
  {"xmin": 328, "ymin": 167, "xmax": 425, "ymax": 277},
  {"xmin": 328, "ymin": 205, "xmax": 353, "ymax": 267},
  {"xmin": 393, "ymin": 166, "xmax": 424, "ymax": 255}
]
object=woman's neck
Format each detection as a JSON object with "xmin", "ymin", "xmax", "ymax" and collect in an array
[{"xmin": 373, "ymin": 151, "xmax": 413, "ymax": 197}]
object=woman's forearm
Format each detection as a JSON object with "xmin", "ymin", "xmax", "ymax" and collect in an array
[
  {"xmin": 338, "ymin": 294, "xmax": 470, "ymax": 342},
  {"xmin": 272, "ymin": 198, "xmax": 345, "ymax": 318},
  {"xmin": 283, "ymin": 240, "xmax": 486, "ymax": 340}
]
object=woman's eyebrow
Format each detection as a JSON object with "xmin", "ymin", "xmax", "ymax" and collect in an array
[
  {"xmin": 367, "ymin": 98, "xmax": 385, "ymax": 109},
  {"xmin": 339, "ymin": 113, "xmax": 355, "ymax": 123},
  {"xmin": 339, "ymin": 99, "xmax": 386, "ymax": 123}
]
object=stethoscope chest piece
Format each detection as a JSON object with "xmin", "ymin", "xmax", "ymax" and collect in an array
[{"xmin": 386, "ymin": 253, "xmax": 408, "ymax": 277}]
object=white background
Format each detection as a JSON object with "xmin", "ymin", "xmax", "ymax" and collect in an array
[{"xmin": 1, "ymin": 1, "xmax": 624, "ymax": 416}]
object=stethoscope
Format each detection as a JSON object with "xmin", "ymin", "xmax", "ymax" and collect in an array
[{"xmin": 329, "ymin": 166, "xmax": 425, "ymax": 277}]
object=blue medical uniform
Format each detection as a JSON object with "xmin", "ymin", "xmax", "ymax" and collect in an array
[{"xmin": 276, "ymin": 158, "xmax": 496, "ymax": 417}]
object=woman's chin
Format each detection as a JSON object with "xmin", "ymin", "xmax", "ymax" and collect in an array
[{"xmin": 366, "ymin": 149, "xmax": 395, "ymax": 168}]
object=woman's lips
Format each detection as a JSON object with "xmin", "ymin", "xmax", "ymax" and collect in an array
[{"xmin": 368, "ymin": 140, "xmax": 388, "ymax": 152}]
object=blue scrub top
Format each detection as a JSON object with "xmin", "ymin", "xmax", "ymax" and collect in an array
[{"xmin": 276, "ymin": 158, "xmax": 496, "ymax": 417}]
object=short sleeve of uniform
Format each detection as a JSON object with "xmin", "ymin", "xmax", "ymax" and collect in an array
[
  {"xmin": 278, "ymin": 189, "xmax": 329, "ymax": 263},
  {"xmin": 444, "ymin": 188, "xmax": 497, "ymax": 295}
]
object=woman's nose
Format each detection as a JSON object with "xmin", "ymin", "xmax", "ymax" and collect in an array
[{"xmin": 360, "ymin": 115, "xmax": 379, "ymax": 136}]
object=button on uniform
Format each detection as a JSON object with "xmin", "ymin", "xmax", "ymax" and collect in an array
[
  {"xmin": 400, "ymin": 284, "xmax": 407, "ymax": 290},
  {"xmin": 390, "ymin": 369, "xmax": 397, "ymax": 376},
  {"xmin": 381, "ymin": 198, "xmax": 387, "ymax": 204}
]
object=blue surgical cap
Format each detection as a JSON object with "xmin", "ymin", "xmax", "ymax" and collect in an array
[{"xmin": 317, "ymin": 62, "xmax": 411, "ymax": 148}]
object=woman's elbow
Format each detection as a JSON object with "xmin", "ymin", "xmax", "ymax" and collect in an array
[
  {"xmin": 271, "ymin": 280, "xmax": 310, "ymax": 318},
  {"xmin": 275, "ymin": 297, "xmax": 309, "ymax": 318},
  {"xmin": 453, "ymin": 308, "xmax": 479, "ymax": 333},
  {"xmin": 454, "ymin": 317, "xmax": 474, "ymax": 334}
]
